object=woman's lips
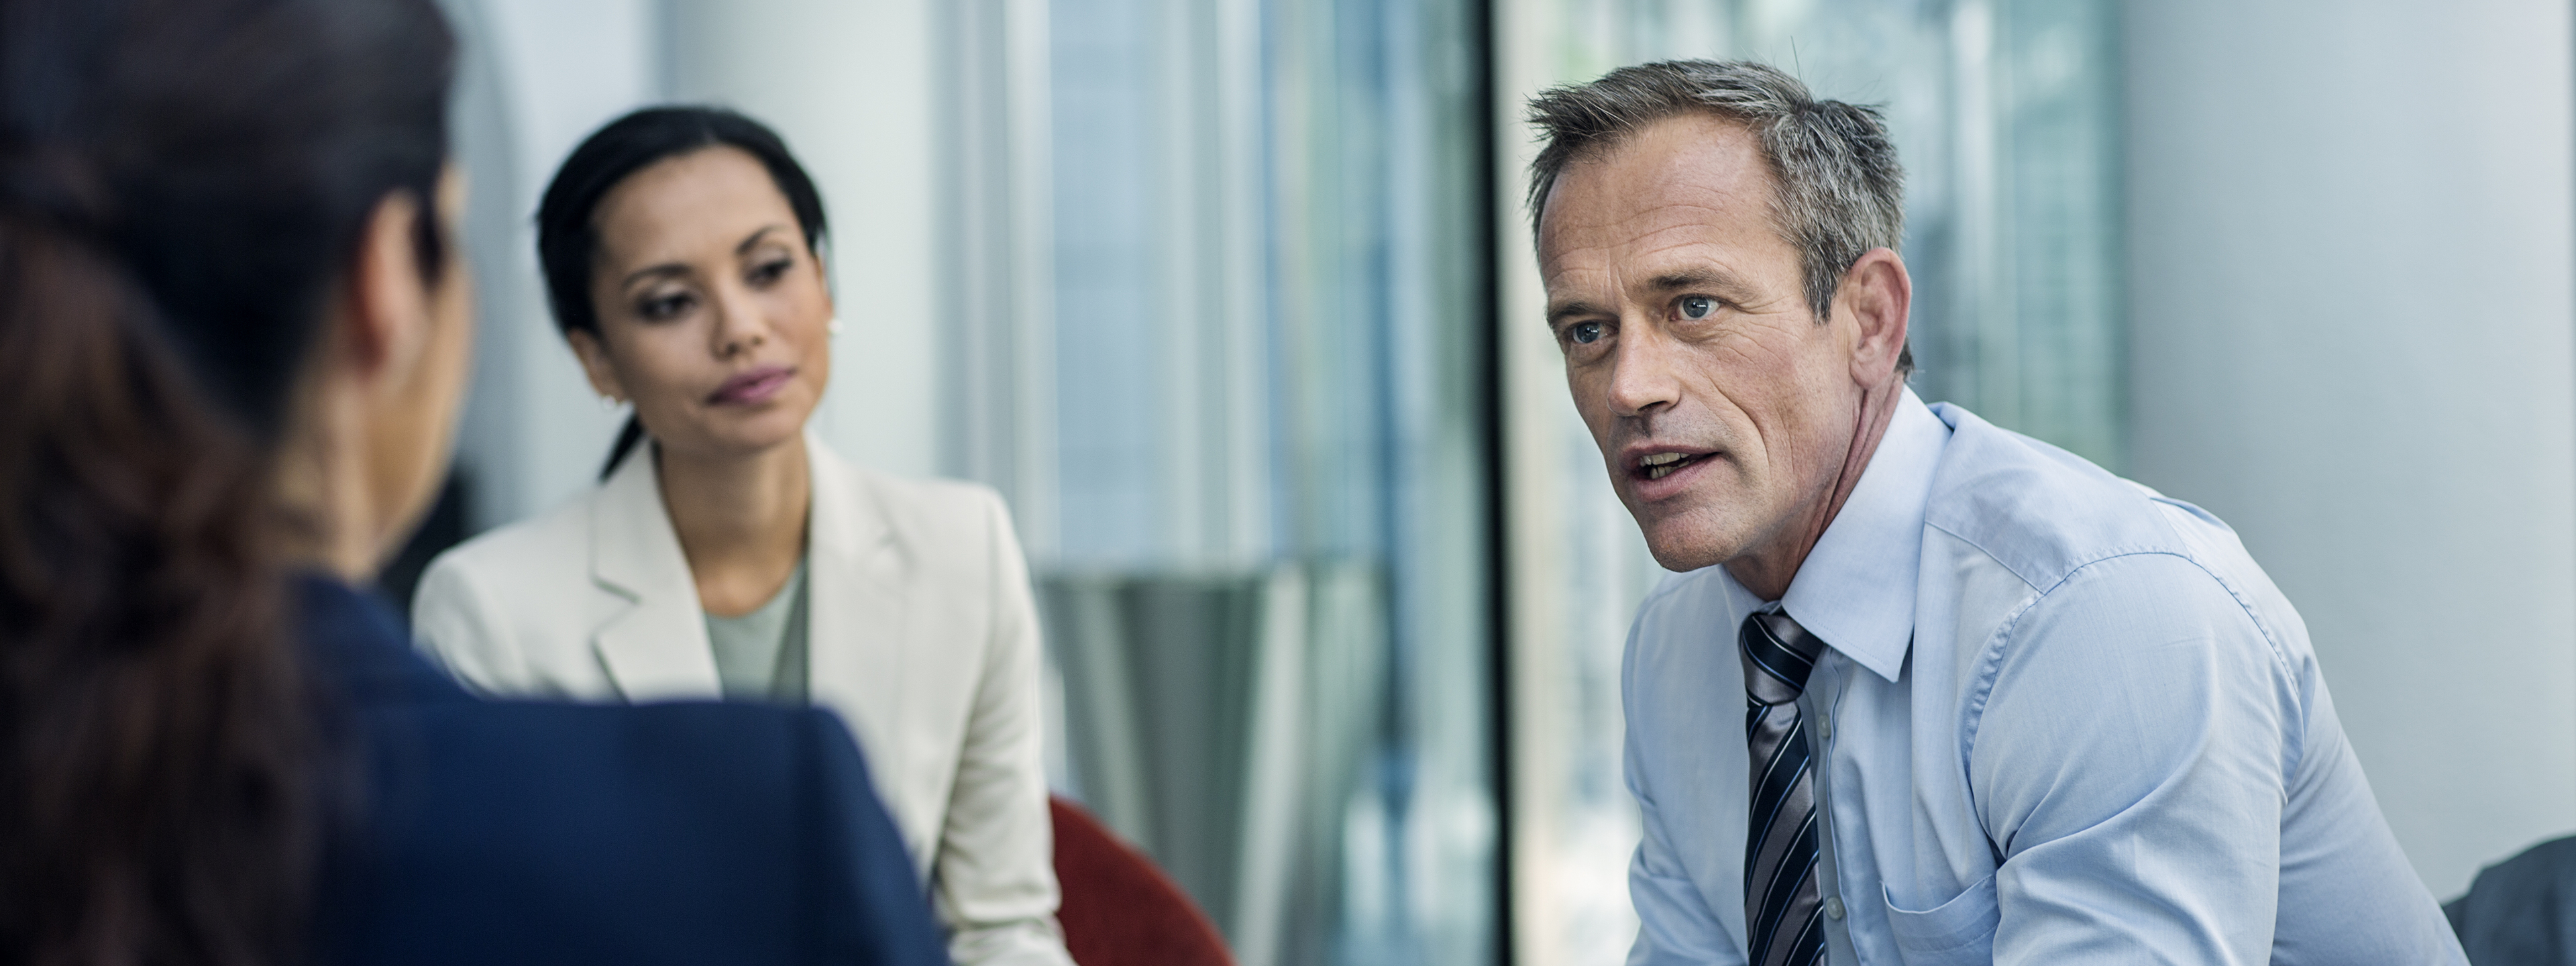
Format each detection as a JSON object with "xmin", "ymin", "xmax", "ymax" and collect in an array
[{"xmin": 708, "ymin": 366, "xmax": 795, "ymax": 406}]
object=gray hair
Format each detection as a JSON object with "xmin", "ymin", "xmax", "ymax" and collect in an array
[{"xmin": 1526, "ymin": 60, "xmax": 1909, "ymax": 369}]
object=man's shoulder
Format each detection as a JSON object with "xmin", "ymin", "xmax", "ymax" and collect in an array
[
  {"xmin": 1921, "ymin": 404, "xmax": 2310, "ymax": 673},
  {"xmin": 1923, "ymin": 403, "xmax": 2234, "ymax": 594}
]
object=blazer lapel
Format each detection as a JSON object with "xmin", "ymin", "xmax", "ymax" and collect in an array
[
  {"xmin": 590, "ymin": 447, "xmax": 722, "ymax": 701},
  {"xmin": 804, "ymin": 438, "xmax": 910, "ymax": 789}
]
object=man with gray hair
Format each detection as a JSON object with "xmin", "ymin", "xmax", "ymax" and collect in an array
[{"xmin": 1529, "ymin": 60, "xmax": 2461, "ymax": 965}]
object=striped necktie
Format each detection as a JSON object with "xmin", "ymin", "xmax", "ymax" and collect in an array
[{"xmin": 1741, "ymin": 610, "xmax": 1829, "ymax": 966}]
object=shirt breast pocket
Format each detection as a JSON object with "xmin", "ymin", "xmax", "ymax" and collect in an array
[{"xmin": 1881, "ymin": 871, "xmax": 1999, "ymax": 965}]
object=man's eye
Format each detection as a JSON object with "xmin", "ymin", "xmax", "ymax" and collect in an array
[
  {"xmin": 1568, "ymin": 321, "xmax": 1605, "ymax": 345},
  {"xmin": 1679, "ymin": 295, "xmax": 1716, "ymax": 319}
]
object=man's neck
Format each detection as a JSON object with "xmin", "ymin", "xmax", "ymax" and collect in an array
[{"xmin": 1723, "ymin": 378, "xmax": 1908, "ymax": 602}]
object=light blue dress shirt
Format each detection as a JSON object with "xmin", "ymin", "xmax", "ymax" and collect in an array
[{"xmin": 1623, "ymin": 391, "xmax": 2466, "ymax": 965}]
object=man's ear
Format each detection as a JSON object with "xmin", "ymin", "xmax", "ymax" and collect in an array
[
  {"xmin": 565, "ymin": 327, "xmax": 627, "ymax": 402},
  {"xmin": 1836, "ymin": 247, "xmax": 1912, "ymax": 387},
  {"xmin": 337, "ymin": 191, "xmax": 434, "ymax": 388}
]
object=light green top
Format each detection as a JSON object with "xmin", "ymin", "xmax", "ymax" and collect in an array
[{"xmin": 703, "ymin": 559, "xmax": 809, "ymax": 704}]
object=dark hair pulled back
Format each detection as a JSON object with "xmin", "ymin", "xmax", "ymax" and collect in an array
[
  {"xmin": 0, "ymin": 0, "xmax": 454, "ymax": 963},
  {"xmin": 533, "ymin": 106, "xmax": 829, "ymax": 480}
]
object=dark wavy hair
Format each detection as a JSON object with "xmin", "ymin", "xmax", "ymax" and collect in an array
[
  {"xmin": 0, "ymin": 0, "xmax": 453, "ymax": 963},
  {"xmin": 533, "ymin": 105, "xmax": 829, "ymax": 479}
]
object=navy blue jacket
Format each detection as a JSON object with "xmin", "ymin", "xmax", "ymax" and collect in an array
[{"xmin": 303, "ymin": 577, "xmax": 948, "ymax": 965}]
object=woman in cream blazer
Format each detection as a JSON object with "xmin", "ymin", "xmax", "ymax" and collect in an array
[
  {"xmin": 413, "ymin": 107, "xmax": 1069, "ymax": 966},
  {"xmin": 414, "ymin": 436, "xmax": 1058, "ymax": 961}
]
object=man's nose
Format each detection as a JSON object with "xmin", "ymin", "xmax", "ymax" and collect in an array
[{"xmin": 1605, "ymin": 320, "xmax": 1681, "ymax": 418}]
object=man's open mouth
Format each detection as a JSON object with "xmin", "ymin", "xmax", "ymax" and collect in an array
[{"xmin": 1637, "ymin": 451, "xmax": 1709, "ymax": 480}]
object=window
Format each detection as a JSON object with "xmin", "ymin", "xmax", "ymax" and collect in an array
[{"xmin": 941, "ymin": 2, "xmax": 1500, "ymax": 963}]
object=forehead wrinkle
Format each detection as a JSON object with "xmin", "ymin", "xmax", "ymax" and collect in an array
[
  {"xmin": 1566, "ymin": 193, "xmax": 1796, "ymax": 293},
  {"xmin": 1540, "ymin": 204, "xmax": 1719, "ymax": 282},
  {"xmin": 1545, "ymin": 184, "xmax": 1768, "ymax": 261},
  {"xmin": 1621, "ymin": 241, "xmax": 1774, "ymax": 308},
  {"xmin": 1542, "ymin": 263, "xmax": 1618, "ymax": 322},
  {"xmin": 1540, "ymin": 123, "xmax": 1797, "ymax": 315},
  {"xmin": 1563, "ymin": 123, "xmax": 1789, "ymax": 251},
  {"xmin": 1544, "ymin": 225, "xmax": 1760, "ymax": 315},
  {"xmin": 1556, "ymin": 178, "xmax": 1751, "ymax": 233}
]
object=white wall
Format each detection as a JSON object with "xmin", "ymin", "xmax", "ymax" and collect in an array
[
  {"xmin": 445, "ymin": 0, "xmax": 663, "ymax": 528},
  {"xmin": 666, "ymin": 0, "xmax": 944, "ymax": 479},
  {"xmin": 2125, "ymin": 0, "xmax": 2576, "ymax": 899}
]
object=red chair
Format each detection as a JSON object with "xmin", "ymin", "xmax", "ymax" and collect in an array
[{"xmin": 1050, "ymin": 796, "xmax": 1236, "ymax": 966}]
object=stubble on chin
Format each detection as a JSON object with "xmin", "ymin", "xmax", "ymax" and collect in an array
[{"xmin": 1623, "ymin": 481, "xmax": 1735, "ymax": 574}]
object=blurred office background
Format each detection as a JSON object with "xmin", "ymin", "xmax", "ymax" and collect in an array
[{"xmin": 411, "ymin": 1, "xmax": 2573, "ymax": 964}]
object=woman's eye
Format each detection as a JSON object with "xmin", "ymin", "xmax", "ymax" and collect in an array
[
  {"xmin": 1568, "ymin": 321, "xmax": 1605, "ymax": 345},
  {"xmin": 637, "ymin": 292, "xmax": 694, "ymax": 321},
  {"xmin": 1678, "ymin": 295, "xmax": 1716, "ymax": 319},
  {"xmin": 748, "ymin": 258, "xmax": 792, "ymax": 285}
]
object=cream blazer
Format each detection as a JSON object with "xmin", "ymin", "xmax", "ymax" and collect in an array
[{"xmin": 411, "ymin": 437, "xmax": 1071, "ymax": 966}]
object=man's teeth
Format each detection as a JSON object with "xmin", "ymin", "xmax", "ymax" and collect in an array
[{"xmin": 1641, "ymin": 452, "xmax": 1692, "ymax": 480}]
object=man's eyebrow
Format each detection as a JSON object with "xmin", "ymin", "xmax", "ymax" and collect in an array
[
  {"xmin": 1545, "ymin": 266, "xmax": 1762, "ymax": 325},
  {"xmin": 1647, "ymin": 268, "xmax": 1752, "ymax": 296},
  {"xmin": 1546, "ymin": 299, "xmax": 1611, "ymax": 327}
]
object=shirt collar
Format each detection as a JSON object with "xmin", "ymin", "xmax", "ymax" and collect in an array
[{"xmin": 1775, "ymin": 387, "xmax": 1949, "ymax": 682}]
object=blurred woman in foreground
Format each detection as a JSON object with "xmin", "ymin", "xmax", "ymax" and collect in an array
[{"xmin": 0, "ymin": 0, "xmax": 942, "ymax": 963}]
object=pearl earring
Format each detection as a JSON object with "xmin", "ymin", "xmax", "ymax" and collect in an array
[{"xmin": 828, "ymin": 317, "xmax": 845, "ymax": 337}]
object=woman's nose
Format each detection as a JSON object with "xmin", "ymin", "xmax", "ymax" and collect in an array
[{"xmin": 708, "ymin": 285, "xmax": 768, "ymax": 356}]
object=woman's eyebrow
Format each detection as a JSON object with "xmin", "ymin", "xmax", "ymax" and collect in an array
[
  {"xmin": 735, "ymin": 224, "xmax": 789, "ymax": 256},
  {"xmin": 614, "ymin": 224, "xmax": 794, "ymax": 289},
  {"xmin": 617, "ymin": 262, "xmax": 689, "ymax": 290}
]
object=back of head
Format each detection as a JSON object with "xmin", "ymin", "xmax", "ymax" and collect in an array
[{"xmin": 0, "ymin": 0, "xmax": 452, "ymax": 962}]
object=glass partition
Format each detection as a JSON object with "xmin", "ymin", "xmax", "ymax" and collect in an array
[{"xmin": 938, "ymin": 1, "xmax": 1498, "ymax": 964}]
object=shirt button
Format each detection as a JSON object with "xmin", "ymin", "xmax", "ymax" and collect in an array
[
  {"xmin": 1817, "ymin": 714, "xmax": 1833, "ymax": 741},
  {"xmin": 1824, "ymin": 896, "xmax": 1845, "ymax": 921}
]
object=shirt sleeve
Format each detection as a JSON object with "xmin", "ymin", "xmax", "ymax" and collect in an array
[
  {"xmin": 932, "ymin": 488, "xmax": 1075, "ymax": 966},
  {"xmin": 1970, "ymin": 552, "xmax": 2292, "ymax": 965}
]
